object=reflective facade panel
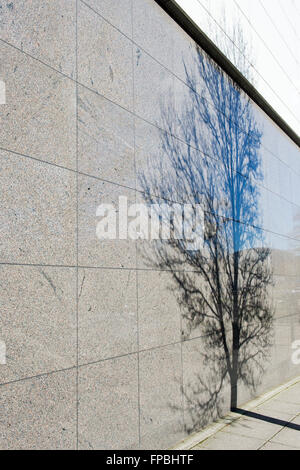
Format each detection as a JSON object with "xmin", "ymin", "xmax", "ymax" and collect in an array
[{"xmin": 0, "ymin": 0, "xmax": 299, "ymax": 450}]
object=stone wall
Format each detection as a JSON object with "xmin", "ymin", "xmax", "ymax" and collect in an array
[{"xmin": 0, "ymin": 0, "xmax": 299, "ymax": 450}]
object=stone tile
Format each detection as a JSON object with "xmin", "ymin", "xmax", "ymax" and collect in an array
[
  {"xmin": 290, "ymin": 171, "xmax": 300, "ymax": 207},
  {"xmin": 270, "ymin": 427, "xmax": 300, "ymax": 449},
  {"xmin": 135, "ymin": 117, "xmax": 166, "ymax": 194},
  {"xmin": 134, "ymin": 47, "xmax": 174, "ymax": 130},
  {"xmin": 254, "ymin": 404, "xmax": 297, "ymax": 423},
  {"xmin": 78, "ymin": 85, "xmax": 135, "ymax": 188},
  {"xmin": 173, "ymin": 25, "xmax": 201, "ymax": 85},
  {"xmin": 78, "ymin": 1, "xmax": 133, "ymax": 110},
  {"xmin": 0, "ymin": 369, "xmax": 76, "ymax": 450},
  {"xmin": 0, "ymin": 150, "xmax": 76, "ymax": 265},
  {"xmin": 260, "ymin": 441, "xmax": 300, "ymax": 450},
  {"xmin": 78, "ymin": 268, "xmax": 137, "ymax": 364},
  {"xmin": 256, "ymin": 398, "xmax": 300, "ymax": 417},
  {"xmin": 261, "ymin": 114, "xmax": 280, "ymax": 160},
  {"xmin": 135, "ymin": 117, "xmax": 185, "ymax": 199},
  {"xmin": 173, "ymin": 77, "xmax": 195, "ymax": 144},
  {"xmin": 0, "ymin": 265, "xmax": 76, "ymax": 384},
  {"xmin": 0, "ymin": 41, "xmax": 76, "ymax": 170},
  {"xmin": 291, "ymin": 413, "xmax": 300, "ymax": 425},
  {"xmin": 182, "ymin": 337, "xmax": 231, "ymax": 435},
  {"xmin": 0, "ymin": 0, "xmax": 76, "ymax": 78},
  {"xmin": 268, "ymin": 193, "xmax": 294, "ymax": 239},
  {"xmin": 133, "ymin": 0, "xmax": 174, "ymax": 70},
  {"xmin": 136, "ymin": 238, "xmax": 160, "ymax": 271},
  {"xmin": 197, "ymin": 431, "xmax": 264, "ymax": 450},
  {"xmin": 135, "ymin": 106, "xmax": 221, "ymax": 205},
  {"xmin": 221, "ymin": 416, "xmax": 280, "ymax": 441},
  {"xmin": 78, "ymin": 355, "xmax": 139, "ymax": 449},
  {"xmin": 135, "ymin": 191, "xmax": 193, "ymax": 272},
  {"xmin": 78, "ymin": 175, "xmax": 136, "ymax": 268},
  {"xmin": 291, "ymin": 205, "xmax": 300, "ymax": 247},
  {"xmin": 173, "ymin": 73, "xmax": 230, "ymax": 152},
  {"xmin": 276, "ymin": 383, "xmax": 300, "ymax": 404},
  {"xmin": 83, "ymin": 0, "xmax": 132, "ymax": 37},
  {"xmin": 138, "ymin": 270, "xmax": 181, "ymax": 350},
  {"xmin": 278, "ymin": 159, "xmax": 293, "ymax": 204},
  {"xmin": 139, "ymin": 344, "xmax": 184, "ymax": 449},
  {"xmin": 136, "ymin": 237, "xmax": 197, "ymax": 273},
  {"xmin": 180, "ymin": 274, "xmax": 219, "ymax": 340},
  {"xmin": 288, "ymin": 146, "xmax": 300, "ymax": 177},
  {"xmin": 273, "ymin": 276, "xmax": 298, "ymax": 317}
]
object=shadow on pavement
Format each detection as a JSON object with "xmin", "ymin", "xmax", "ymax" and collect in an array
[{"xmin": 232, "ymin": 408, "xmax": 300, "ymax": 431}]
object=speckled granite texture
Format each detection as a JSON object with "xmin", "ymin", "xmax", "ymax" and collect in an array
[{"xmin": 0, "ymin": 0, "xmax": 299, "ymax": 450}]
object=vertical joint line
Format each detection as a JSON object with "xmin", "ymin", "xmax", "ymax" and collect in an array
[
  {"xmin": 131, "ymin": 0, "xmax": 141, "ymax": 448},
  {"xmin": 75, "ymin": 0, "xmax": 79, "ymax": 451},
  {"xmin": 180, "ymin": 311, "xmax": 185, "ymax": 433}
]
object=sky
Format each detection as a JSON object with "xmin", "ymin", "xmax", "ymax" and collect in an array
[{"xmin": 177, "ymin": 0, "xmax": 300, "ymax": 137}]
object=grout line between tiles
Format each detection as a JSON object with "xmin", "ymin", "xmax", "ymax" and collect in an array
[
  {"xmin": 0, "ymin": 23, "xmax": 299, "ymax": 185},
  {"xmin": 1, "ymin": 143, "xmax": 300, "ymax": 243},
  {"xmin": 131, "ymin": 0, "xmax": 141, "ymax": 447},
  {"xmin": 75, "ymin": 0, "xmax": 79, "ymax": 450}
]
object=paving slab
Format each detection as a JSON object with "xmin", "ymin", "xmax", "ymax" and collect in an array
[
  {"xmin": 194, "ymin": 431, "xmax": 265, "ymax": 450},
  {"xmin": 173, "ymin": 376, "xmax": 300, "ymax": 450}
]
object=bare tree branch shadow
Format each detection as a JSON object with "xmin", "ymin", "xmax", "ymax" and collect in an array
[{"xmin": 138, "ymin": 20, "xmax": 274, "ymax": 434}]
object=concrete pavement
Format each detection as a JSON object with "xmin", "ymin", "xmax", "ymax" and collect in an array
[{"xmin": 174, "ymin": 376, "xmax": 300, "ymax": 450}]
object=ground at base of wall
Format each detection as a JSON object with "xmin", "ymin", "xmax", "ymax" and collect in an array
[{"xmin": 173, "ymin": 376, "xmax": 300, "ymax": 450}]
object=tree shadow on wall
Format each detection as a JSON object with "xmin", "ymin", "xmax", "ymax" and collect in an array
[{"xmin": 138, "ymin": 43, "xmax": 274, "ymax": 433}]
